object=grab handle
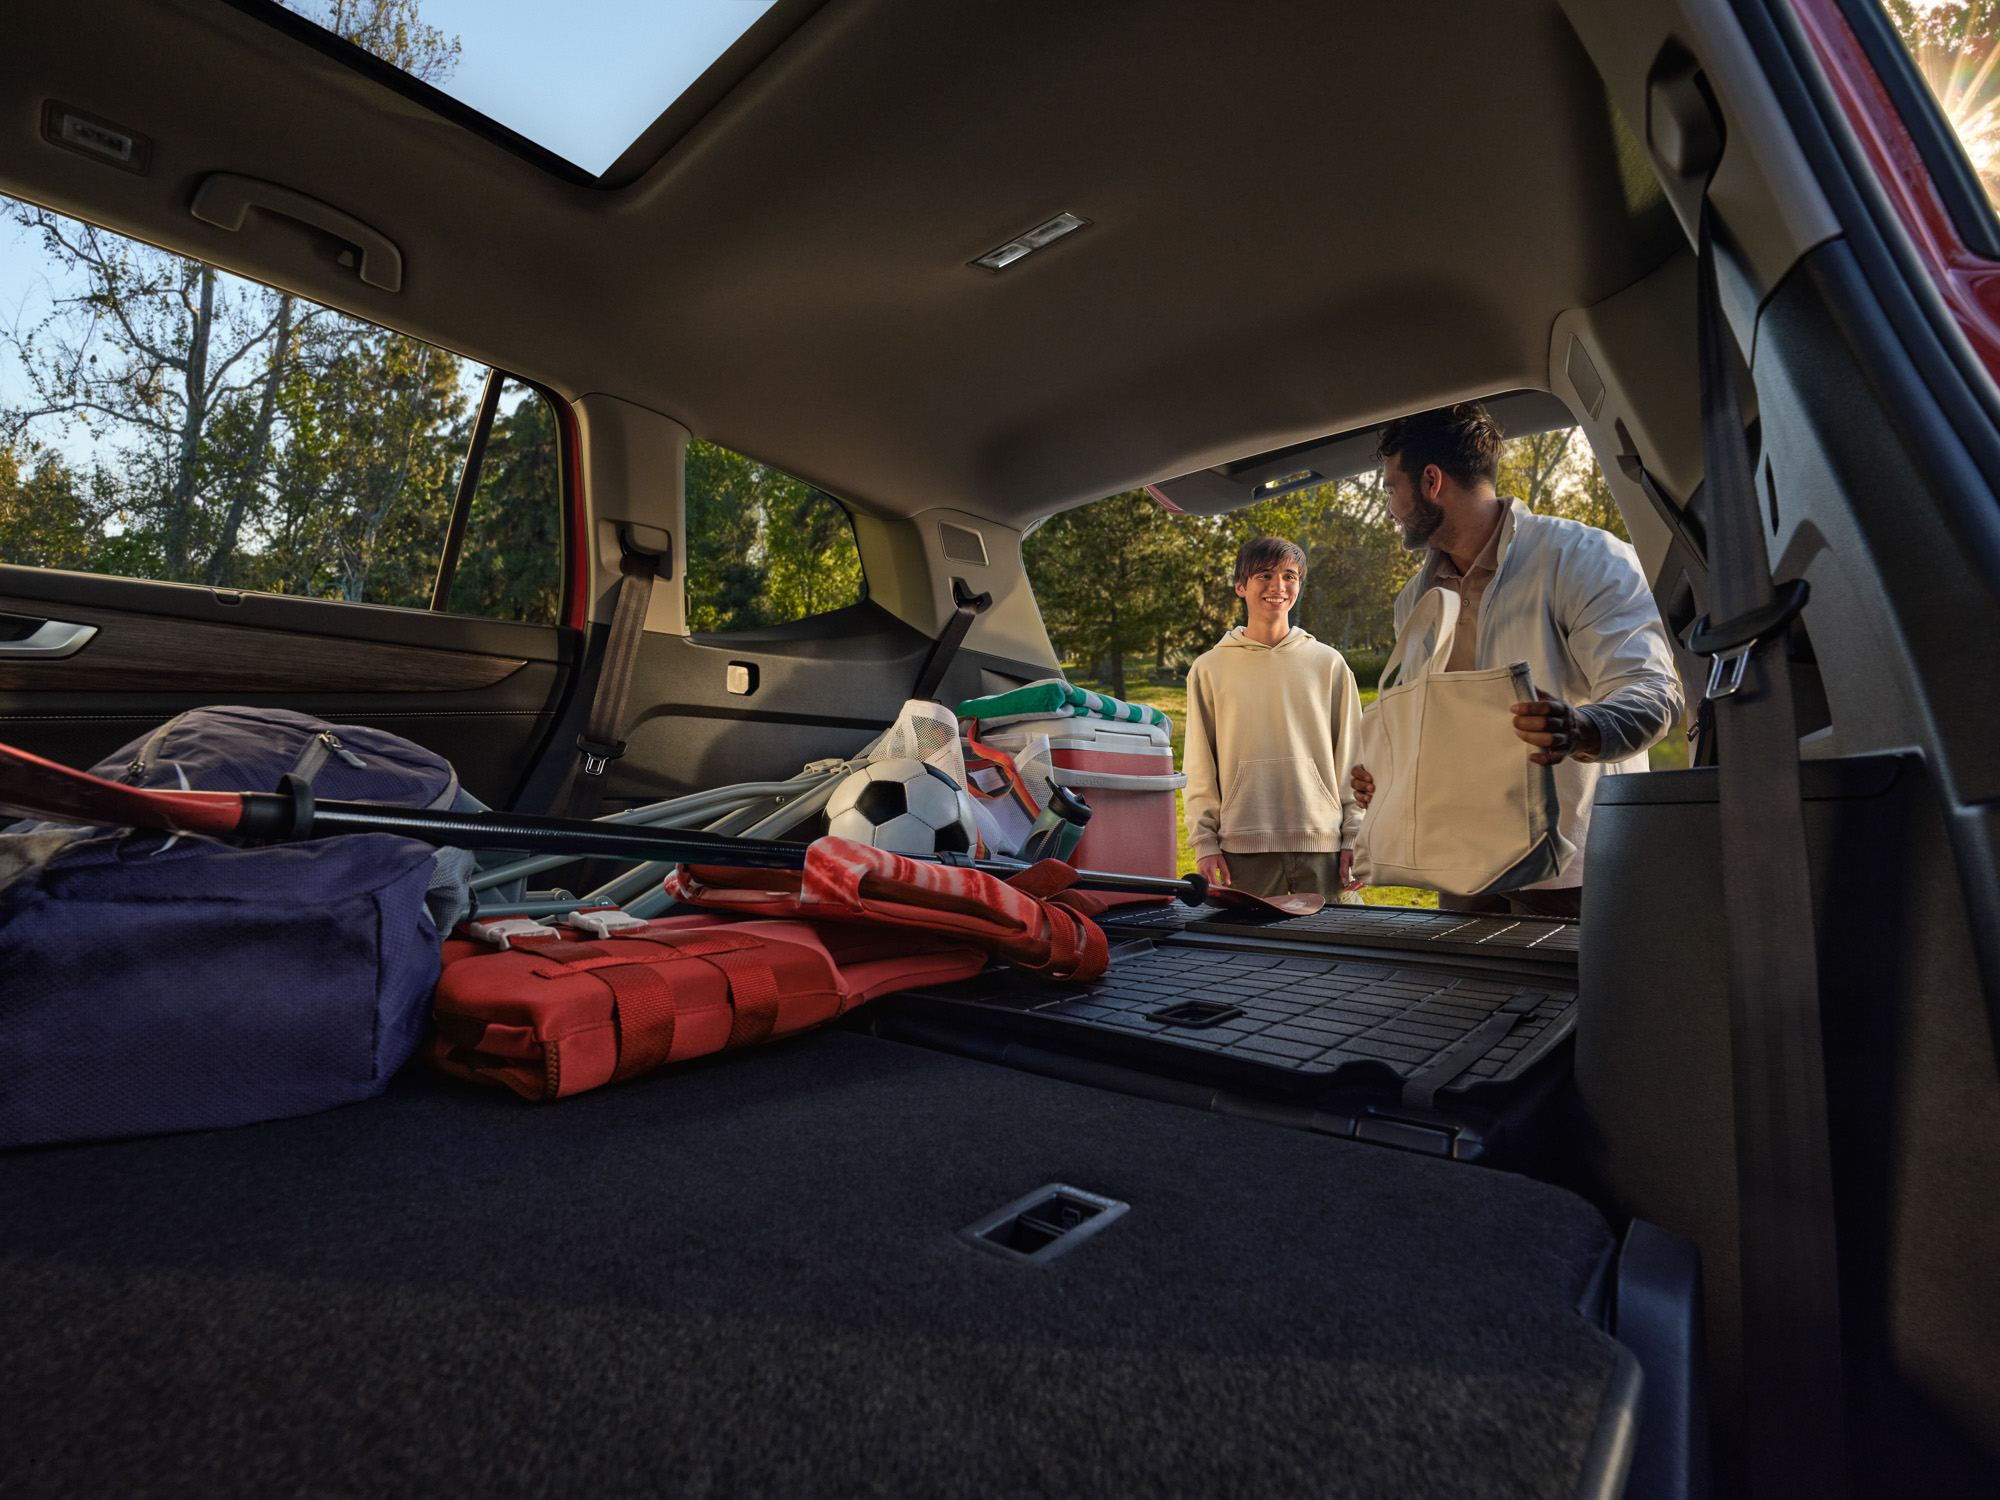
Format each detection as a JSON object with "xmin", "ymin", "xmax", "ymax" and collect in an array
[{"xmin": 190, "ymin": 173, "xmax": 403, "ymax": 292}]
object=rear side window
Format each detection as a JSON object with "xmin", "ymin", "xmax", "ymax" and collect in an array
[
  {"xmin": 0, "ymin": 199, "xmax": 566, "ymax": 624},
  {"xmin": 683, "ymin": 440, "xmax": 866, "ymax": 632}
]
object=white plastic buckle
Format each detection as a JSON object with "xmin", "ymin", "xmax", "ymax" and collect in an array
[
  {"xmin": 467, "ymin": 916, "xmax": 559, "ymax": 950},
  {"xmin": 1704, "ymin": 643, "xmax": 1756, "ymax": 701},
  {"xmin": 558, "ymin": 907, "xmax": 651, "ymax": 939}
]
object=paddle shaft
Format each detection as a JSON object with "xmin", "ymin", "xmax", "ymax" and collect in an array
[
  {"xmin": 0, "ymin": 736, "xmax": 1209, "ymax": 903},
  {"xmin": 245, "ymin": 776, "xmax": 1212, "ymax": 903}
]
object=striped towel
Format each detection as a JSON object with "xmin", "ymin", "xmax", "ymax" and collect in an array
[{"xmin": 955, "ymin": 677, "xmax": 1171, "ymax": 731}]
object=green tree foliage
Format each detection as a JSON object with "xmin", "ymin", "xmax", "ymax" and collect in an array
[
  {"xmin": 0, "ymin": 4, "xmax": 562, "ymax": 623},
  {"xmin": 683, "ymin": 439, "xmax": 864, "ymax": 633},
  {"xmin": 445, "ymin": 392, "xmax": 564, "ymax": 624},
  {"xmin": 1882, "ymin": 1, "xmax": 2000, "ymax": 207},
  {"xmin": 0, "ymin": 446, "xmax": 119, "ymax": 572},
  {"xmin": 1021, "ymin": 492, "xmax": 1189, "ymax": 699},
  {"xmin": 1497, "ymin": 428, "xmax": 1630, "ymax": 540}
]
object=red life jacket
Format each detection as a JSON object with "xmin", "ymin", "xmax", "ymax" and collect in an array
[
  {"xmin": 663, "ymin": 836, "xmax": 1110, "ymax": 984},
  {"xmin": 429, "ymin": 913, "xmax": 986, "ymax": 1102}
]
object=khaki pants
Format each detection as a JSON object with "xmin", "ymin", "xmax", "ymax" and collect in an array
[{"xmin": 1222, "ymin": 850, "xmax": 1360, "ymax": 902}]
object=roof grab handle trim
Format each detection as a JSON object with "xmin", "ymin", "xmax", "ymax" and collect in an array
[{"xmin": 189, "ymin": 173, "xmax": 403, "ymax": 292}]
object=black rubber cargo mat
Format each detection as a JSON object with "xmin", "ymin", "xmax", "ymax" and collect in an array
[
  {"xmin": 0, "ymin": 1030, "xmax": 1634, "ymax": 1499},
  {"xmin": 1097, "ymin": 899, "xmax": 1227, "ymax": 934},
  {"xmin": 890, "ymin": 939, "xmax": 1576, "ymax": 1103},
  {"xmin": 1189, "ymin": 903, "xmax": 1580, "ymax": 964}
]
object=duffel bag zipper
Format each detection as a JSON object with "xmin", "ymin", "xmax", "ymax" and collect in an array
[
  {"xmin": 289, "ymin": 731, "xmax": 368, "ymax": 786},
  {"xmin": 121, "ymin": 712, "xmax": 188, "ymax": 784}
]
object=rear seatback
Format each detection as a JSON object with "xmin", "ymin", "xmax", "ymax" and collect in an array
[
  {"xmin": 0, "ymin": 1029, "xmax": 1635, "ymax": 1499},
  {"xmin": 883, "ymin": 904, "xmax": 1583, "ymax": 1168}
]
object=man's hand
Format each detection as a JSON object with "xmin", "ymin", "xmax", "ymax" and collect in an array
[
  {"xmin": 1511, "ymin": 690, "xmax": 1601, "ymax": 765},
  {"xmin": 1197, "ymin": 854, "xmax": 1231, "ymax": 889},
  {"xmin": 1338, "ymin": 848, "xmax": 1363, "ymax": 892},
  {"xmin": 1350, "ymin": 764, "xmax": 1374, "ymax": 809}
]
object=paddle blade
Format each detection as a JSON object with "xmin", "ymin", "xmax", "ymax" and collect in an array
[
  {"xmin": 0, "ymin": 740, "xmax": 244, "ymax": 835},
  {"xmin": 1207, "ymin": 885, "xmax": 1326, "ymax": 917}
]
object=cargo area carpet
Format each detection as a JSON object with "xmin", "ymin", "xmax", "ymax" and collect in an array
[{"xmin": 0, "ymin": 1029, "xmax": 1623, "ymax": 1498}]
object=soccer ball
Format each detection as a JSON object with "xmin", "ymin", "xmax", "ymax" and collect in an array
[{"xmin": 826, "ymin": 758, "xmax": 979, "ymax": 856}]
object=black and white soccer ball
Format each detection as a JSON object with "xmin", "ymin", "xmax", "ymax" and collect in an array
[{"xmin": 826, "ymin": 758, "xmax": 979, "ymax": 855}]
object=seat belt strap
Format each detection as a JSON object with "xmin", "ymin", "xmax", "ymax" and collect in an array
[
  {"xmin": 1692, "ymin": 198, "xmax": 1847, "ymax": 1499},
  {"xmin": 910, "ymin": 578, "xmax": 992, "ymax": 704},
  {"xmin": 562, "ymin": 528, "xmax": 668, "ymax": 819}
]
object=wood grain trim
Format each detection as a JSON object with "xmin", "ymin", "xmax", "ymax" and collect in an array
[{"xmin": 0, "ymin": 600, "xmax": 525, "ymax": 693}]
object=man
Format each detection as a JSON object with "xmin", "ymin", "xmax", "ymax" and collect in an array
[
  {"xmin": 1350, "ymin": 403, "xmax": 1682, "ymax": 918},
  {"xmin": 1183, "ymin": 537, "xmax": 1365, "ymax": 900}
]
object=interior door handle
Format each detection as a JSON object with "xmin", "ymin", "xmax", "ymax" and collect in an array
[
  {"xmin": 0, "ymin": 619, "xmax": 99, "ymax": 658},
  {"xmin": 189, "ymin": 173, "xmax": 404, "ymax": 292}
]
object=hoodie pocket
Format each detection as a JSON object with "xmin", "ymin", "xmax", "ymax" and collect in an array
[{"xmin": 1220, "ymin": 758, "xmax": 1343, "ymax": 840}]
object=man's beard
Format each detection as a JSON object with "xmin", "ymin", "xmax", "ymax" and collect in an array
[{"xmin": 1395, "ymin": 491, "xmax": 1446, "ymax": 551}]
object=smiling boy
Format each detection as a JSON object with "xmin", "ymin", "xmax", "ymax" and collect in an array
[{"xmin": 1182, "ymin": 537, "xmax": 1365, "ymax": 899}]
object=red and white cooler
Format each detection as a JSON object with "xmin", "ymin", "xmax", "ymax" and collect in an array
[{"xmin": 981, "ymin": 717, "xmax": 1185, "ymax": 884}]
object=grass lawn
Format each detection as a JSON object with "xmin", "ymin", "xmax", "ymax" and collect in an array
[{"xmin": 1067, "ymin": 657, "xmax": 1439, "ymax": 908}]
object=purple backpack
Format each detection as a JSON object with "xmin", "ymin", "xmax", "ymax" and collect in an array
[{"xmin": 0, "ymin": 708, "xmax": 473, "ymax": 1147}]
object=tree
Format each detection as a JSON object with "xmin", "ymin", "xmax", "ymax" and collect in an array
[
  {"xmin": 1883, "ymin": 1, "xmax": 2000, "ymax": 205},
  {"xmin": 0, "ymin": 0, "xmax": 466, "ymax": 596},
  {"xmin": 1023, "ymin": 491, "xmax": 1189, "ymax": 698},
  {"xmin": 683, "ymin": 440, "xmax": 865, "ymax": 633},
  {"xmin": 1500, "ymin": 429, "xmax": 1630, "ymax": 541},
  {"xmin": 0, "ymin": 445, "xmax": 119, "ymax": 572},
  {"xmin": 443, "ymin": 390, "xmax": 564, "ymax": 623}
]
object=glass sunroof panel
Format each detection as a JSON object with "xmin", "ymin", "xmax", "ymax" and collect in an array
[{"xmin": 278, "ymin": 0, "xmax": 779, "ymax": 177}]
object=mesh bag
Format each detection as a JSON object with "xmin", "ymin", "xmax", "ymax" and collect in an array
[{"xmin": 877, "ymin": 699, "xmax": 968, "ymax": 787}]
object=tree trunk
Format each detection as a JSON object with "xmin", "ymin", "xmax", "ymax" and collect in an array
[
  {"xmin": 204, "ymin": 293, "xmax": 291, "ymax": 586},
  {"xmin": 164, "ymin": 265, "xmax": 215, "ymax": 579}
]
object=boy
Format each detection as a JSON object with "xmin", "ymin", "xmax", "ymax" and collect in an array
[{"xmin": 1183, "ymin": 537, "xmax": 1365, "ymax": 899}]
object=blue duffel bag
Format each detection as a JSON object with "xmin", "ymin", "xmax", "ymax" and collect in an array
[{"xmin": 0, "ymin": 708, "xmax": 475, "ymax": 1147}]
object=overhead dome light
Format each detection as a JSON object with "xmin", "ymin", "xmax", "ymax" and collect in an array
[
  {"xmin": 1256, "ymin": 468, "xmax": 1323, "ymax": 498},
  {"xmin": 973, "ymin": 212, "xmax": 1088, "ymax": 272}
]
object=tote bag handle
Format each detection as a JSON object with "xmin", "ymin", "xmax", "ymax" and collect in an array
[{"xmin": 1376, "ymin": 587, "xmax": 1463, "ymax": 694}]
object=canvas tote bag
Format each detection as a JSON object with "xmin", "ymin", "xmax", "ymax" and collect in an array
[{"xmin": 1352, "ymin": 587, "xmax": 1575, "ymax": 895}]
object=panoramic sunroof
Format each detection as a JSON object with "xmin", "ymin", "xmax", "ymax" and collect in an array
[{"xmin": 268, "ymin": 0, "xmax": 780, "ymax": 178}]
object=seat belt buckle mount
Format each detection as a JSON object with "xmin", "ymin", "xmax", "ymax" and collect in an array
[
  {"xmin": 576, "ymin": 734, "xmax": 627, "ymax": 779},
  {"xmin": 1685, "ymin": 578, "xmax": 1810, "ymax": 701}
]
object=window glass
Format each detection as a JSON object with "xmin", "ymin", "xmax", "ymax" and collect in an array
[
  {"xmin": 683, "ymin": 440, "xmax": 865, "ymax": 632},
  {"xmin": 444, "ymin": 380, "xmax": 564, "ymax": 624},
  {"xmin": 1879, "ymin": 1, "xmax": 2000, "ymax": 210},
  {"xmin": 0, "ymin": 198, "xmax": 564, "ymax": 624}
]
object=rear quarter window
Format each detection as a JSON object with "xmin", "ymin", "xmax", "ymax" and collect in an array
[{"xmin": 683, "ymin": 440, "xmax": 865, "ymax": 632}]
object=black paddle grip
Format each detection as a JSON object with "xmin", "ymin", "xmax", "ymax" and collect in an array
[{"xmin": 236, "ymin": 775, "xmax": 316, "ymax": 843}]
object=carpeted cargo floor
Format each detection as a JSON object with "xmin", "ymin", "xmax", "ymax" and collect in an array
[{"xmin": 0, "ymin": 1030, "xmax": 1622, "ymax": 1498}]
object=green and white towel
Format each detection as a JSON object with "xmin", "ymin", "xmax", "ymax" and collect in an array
[{"xmin": 955, "ymin": 677, "xmax": 1171, "ymax": 730}]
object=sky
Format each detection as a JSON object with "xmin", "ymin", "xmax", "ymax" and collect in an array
[{"xmin": 418, "ymin": 0, "xmax": 777, "ymax": 175}]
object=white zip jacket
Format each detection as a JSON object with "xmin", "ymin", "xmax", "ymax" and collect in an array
[
  {"xmin": 1182, "ymin": 627, "xmax": 1365, "ymax": 860},
  {"xmin": 1391, "ymin": 498, "xmax": 1683, "ymax": 889}
]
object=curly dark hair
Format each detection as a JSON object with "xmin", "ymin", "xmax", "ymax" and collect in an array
[
  {"xmin": 1233, "ymin": 535, "xmax": 1306, "ymax": 587},
  {"xmin": 1376, "ymin": 403, "xmax": 1506, "ymax": 490}
]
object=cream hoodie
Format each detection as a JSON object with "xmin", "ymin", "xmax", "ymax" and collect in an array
[{"xmin": 1182, "ymin": 627, "xmax": 1365, "ymax": 860}]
